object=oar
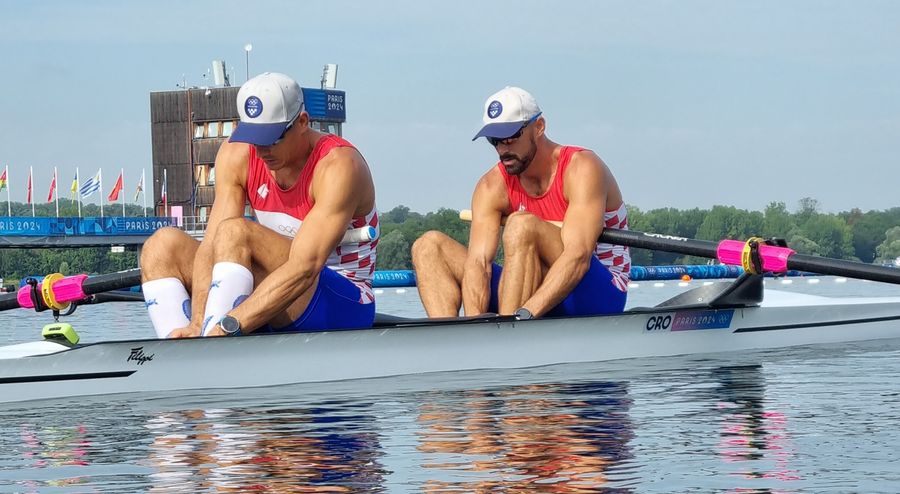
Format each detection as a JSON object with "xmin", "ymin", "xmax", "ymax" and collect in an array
[
  {"xmin": 0, "ymin": 268, "xmax": 142, "ymax": 311},
  {"xmin": 459, "ymin": 209, "xmax": 900, "ymax": 285},
  {"xmin": 0, "ymin": 225, "xmax": 380, "ymax": 312}
]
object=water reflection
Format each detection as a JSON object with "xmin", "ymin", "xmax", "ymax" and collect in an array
[
  {"xmin": 143, "ymin": 403, "xmax": 388, "ymax": 492},
  {"xmin": 0, "ymin": 361, "xmax": 808, "ymax": 492},
  {"xmin": 712, "ymin": 364, "xmax": 799, "ymax": 492},
  {"xmin": 415, "ymin": 381, "xmax": 636, "ymax": 493}
]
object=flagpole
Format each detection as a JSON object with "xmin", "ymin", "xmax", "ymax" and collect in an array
[
  {"xmin": 121, "ymin": 168, "xmax": 126, "ymax": 217},
  {"xmin": 163, "ymin": 168, "xmax": 169, "ymax": 217},
  {"xmin": 76, "ymin": 167, "xmax": 82, "ymax": 218},
  {"xmin": 53, "ymin": 167, "xmax": 59, "ymax": 218},
  {"xmin": 5, "ymin": 165, "xmax": 10, "ymax": 217},
  {"xmin": 99, "ymin": 169, "xmax": 104, "ymax": 218},
  {"xmin": 142, "ymin": 168, "xmax": 147, "ymax": 217},
  {"xmin": 30, "ymin": 166, "xmax": 35, "ymax": 217}
]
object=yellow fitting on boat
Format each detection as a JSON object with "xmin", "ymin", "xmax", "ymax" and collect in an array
[
  {"xmin": 42, "ymin": 322, "xmax": 79, "ymax": 345},
  {"xmin": 741, "ymin": 237, "xmax": 766, "ymax": 275},
  {"xmin": 40, "ymin": 273, "xmax": 70, "ymax": 311}
]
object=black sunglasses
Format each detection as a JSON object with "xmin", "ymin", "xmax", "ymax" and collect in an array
[
  {"xmin": 486, "ymin": 114, "xmax": 540, "ymax": 147},
  {"xmin": 272, "ymin": 107, "xmax": 305, "ymax": 145}
]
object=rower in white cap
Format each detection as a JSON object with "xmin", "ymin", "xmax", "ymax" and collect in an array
[
  {"xmin": 141, "ymin": 72, "xmax": 379, "ymax": 338},
  {"xmin": 413, "ymin": 86, "xmax": 630, "ymax": 320}
]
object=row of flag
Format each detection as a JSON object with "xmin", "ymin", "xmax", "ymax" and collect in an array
[{"xmin": 0, "ymin": 166, "xmax": 152, "ymax": 204}]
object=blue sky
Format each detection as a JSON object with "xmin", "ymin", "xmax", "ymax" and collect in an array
[{"xmin": 1, "ymin": 0, "xmax": 898, "ymax": 214}]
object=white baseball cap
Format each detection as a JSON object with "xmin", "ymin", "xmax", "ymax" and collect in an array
[
  {"xmin": 472, "ymin": 86, "xmax": 542, "ymax": 141},
  {"xmin": 230, "ymin": 72, "xmax": 304, "ymax": 146}
]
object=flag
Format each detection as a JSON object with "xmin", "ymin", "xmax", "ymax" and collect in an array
[
  {"xmin": 47, "ymin": 169, "xmax": 57, "ymax": 203},
  {"xmin": 134, "ymin": 170, "xmax": 144, "ymax": 201},
  {"xmin": 70, "ymin": 171, "xmax": 78, "ymax": 197},
  {"xmin": 26, "ymin": 169, "xmax": 32, "ymax": 204},
  {"xmin": 0, "ymin": 168, "xmax": 7, "ymax": 192},
  {"xmin": 80, "ymin": 169, "xmax": 102, "ymax": 198},
  {"xmin": 107, "ymin": 170, "xmax": 124, "ymax": 202}
]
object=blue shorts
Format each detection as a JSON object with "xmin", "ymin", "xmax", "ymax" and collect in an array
[
  {"xmin": 488, "ymin": 256, "xmax": 626, "ymax": 316},
  {"xmin": 266, "ymin": 267, "xmax": 375, "ymax": 332}
]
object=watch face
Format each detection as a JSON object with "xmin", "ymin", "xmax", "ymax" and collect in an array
[{"xmin": 221, "ymin": 316, "xmax": 241, "ymax": 334}]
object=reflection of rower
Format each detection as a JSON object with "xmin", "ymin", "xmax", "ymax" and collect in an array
[
  {"xmin": 144, "ymin": 403, "xmax": 387, "ymax": 491},
  {"xmin": 415, "ymin": 380, "xmax": 634, "ymax": 491},
  {"xmin": 712, "ymin": 365, "xmax": 799, "ymax": 482}
]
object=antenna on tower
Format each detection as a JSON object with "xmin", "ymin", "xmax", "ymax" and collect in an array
[{"xmin": 321, "ymin": 64, "xmax": 338, "ymax": 89}]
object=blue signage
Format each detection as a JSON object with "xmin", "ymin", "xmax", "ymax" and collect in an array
[
  {"xmin": 0, "ymin": 217, "xmax": 176, "ymax": 236},
  {"xmin": 301, "ymin": 88, "xmax": 346, "ymax": 122}
]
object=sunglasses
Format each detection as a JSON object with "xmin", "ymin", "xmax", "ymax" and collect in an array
[
  {"xmin": 486, "ymin": 114, "xmax": 540, "ymax": 147},
  {"xmin": 272, "ymin": 108, "xmax": 304, "ymax": 145}
]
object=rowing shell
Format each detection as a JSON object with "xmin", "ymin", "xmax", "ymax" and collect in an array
[{"xmin": 2, "ymin": 276, "xmax": 900, "ymax": 404}]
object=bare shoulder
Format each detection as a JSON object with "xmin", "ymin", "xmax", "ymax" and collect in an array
[
  {"xmin": 564, "ymin": 148, "xmax": 623, "ymax": 205},
  {"xmin": 474, "ymin": 166, "xmax": 506, "ymax": 197},
  {"xmin": 310, "ymin": 144, "xmax": 375, "ymax": 212},
  {"xmin": 472, "ymin": 166, "xmax": 509, "ymax": 216},
  {"xmin": 568, "ymin": 149, "xmax": 609, "ymax": 176},
  {"xmin": 214, "ymin": 141, "xmax": 251, "ymax": 183},
  {"xmin": 318, "ymin": 145, "xmax": 369, "ymax": 173}
]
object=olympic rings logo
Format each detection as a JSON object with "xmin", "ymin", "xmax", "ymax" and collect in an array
[{"xmin": 276, "ymin": 224, "xmax": 298, "ymax": 237}]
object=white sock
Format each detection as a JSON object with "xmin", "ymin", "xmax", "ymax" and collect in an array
[
  {"xmin": 142, "ymin": 278, "xmax": 192, "ymax": 339},
  {"xmin": 201, "ymin": 262, "xmax": 254, "ymax": 336}
]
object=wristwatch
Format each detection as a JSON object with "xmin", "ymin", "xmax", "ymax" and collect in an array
[
  {"xmin": 219, "ymin": 315, "xmax": 242, "ymax": 336},
  {"xmin": 515, "ymin": 307, "xmax": 534, "ymax": 320}
]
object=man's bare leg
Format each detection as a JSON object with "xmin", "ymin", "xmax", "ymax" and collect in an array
[
  {"xmin": 141, "ymin": 227, "xmax": 200, "ymax": 286},
  {"xmin": 140, "ymin": 227, "xmax": 201, "ymax": 337},
  {"xmin": 411, "ymin": 231, "xmax": 468, "ymax": 317},
  {"xmin": 497, "ymin": 213, "xmax": 564, "ymax": 314}
]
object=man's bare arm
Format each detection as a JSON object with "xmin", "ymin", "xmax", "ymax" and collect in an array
[
  {"xmin": 227, "ymin": 148, "xmax": 368, "ymax": 331},
  {"xmin": 461, "ymin": 170, "xmax": 507, "ymax": 315},
  {"xmin": 181, "ymin": 142, "xmax": 249, "ymax": 334},
  {"xmin": 521, "ymin": 152, "xmax": 607, "ymax": 316}
]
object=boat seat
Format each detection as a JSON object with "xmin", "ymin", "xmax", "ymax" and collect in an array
[{"xmin": 651, "ymin": 273, "xmax": 764, "ymax": 309}]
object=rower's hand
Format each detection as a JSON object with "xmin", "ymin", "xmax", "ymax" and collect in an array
[
  {"xmin": 167, "ymin": 324, "xmax": 202, "ymax": 339},
  {"xmin": 204, "ymin": 325, "xmax": 226, "ymax": 337}
]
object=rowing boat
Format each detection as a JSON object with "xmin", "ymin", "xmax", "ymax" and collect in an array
[
  {"xmin": 2, "ymin": 274, "xmax": 899, "ymax": 404},
  {"xmin": 4, "ymin": 226, "xmax": 900, "ymax": 405}
]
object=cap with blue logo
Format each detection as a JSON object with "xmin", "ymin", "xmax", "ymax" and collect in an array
[
  {"xmin": 230, "ymin": 72, "xmax": 304, "ymax": 146},
  {"xmin": 472, "ymin": 86, "xmax": 542, "ymax": 141}
]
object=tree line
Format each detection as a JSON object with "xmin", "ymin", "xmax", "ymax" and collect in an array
[{"xmin": 2, "ymin": 198, "xmax": 899, "ymax": 286}]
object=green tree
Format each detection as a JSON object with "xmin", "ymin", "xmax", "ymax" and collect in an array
[
  {"xmin": 875, "ymin": 226, "xmax": 900, "ymax": 263},
  {"xmin": 797, "ymin": 214, "xmax": 855, "ymax": 259},
  {"xmin": 696, "ymin": 206, "xmax": 764, "ymax": 241},
  {"xmin": 841, "ymin": 208, "xmax": 900, "ymax": 263},
  {"xmin": 377, "ymin": 230, "xmax": 412, "ymax": 270},
  {"xmin": 763, "ymin": 201, "xmax": 796, "ymax": 239}
]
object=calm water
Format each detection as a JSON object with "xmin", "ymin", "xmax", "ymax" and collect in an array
[{"xmin": 2, "ymin": 277, "xmax": 900, "ymax": 492}]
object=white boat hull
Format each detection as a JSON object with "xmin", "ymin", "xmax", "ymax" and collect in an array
[{"xmin": 3, "ymin": 290, "xmax": 900, "ymax": 404}]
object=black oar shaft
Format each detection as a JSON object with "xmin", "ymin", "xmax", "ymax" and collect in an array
[
  {"xmin": 79, "ymin": 269, "xmax": 142, "ymax": 294},
  {"xmin": 787, "ymin": 255, "xmax": 900, "ymax": 285},
  {"xmin": 600, "ymin": 229, "xmax": 719, "ymax": 258},
  {"xmin": 601, "ymin": 228, "xmax": 900, "ymax": 285}
]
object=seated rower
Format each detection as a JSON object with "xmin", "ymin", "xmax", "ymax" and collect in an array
[
  {"xmin": 412, "ymin": 86, "xmax": 629, "ymax": 319},
  {"xmin": 141, "ymin": 72, "xmax": 378, "ymax": 337}
]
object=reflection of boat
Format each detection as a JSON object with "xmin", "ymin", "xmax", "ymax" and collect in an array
[{"xmin": 2, "ymin": 275, "xmax": 900, "ymax": 404}]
